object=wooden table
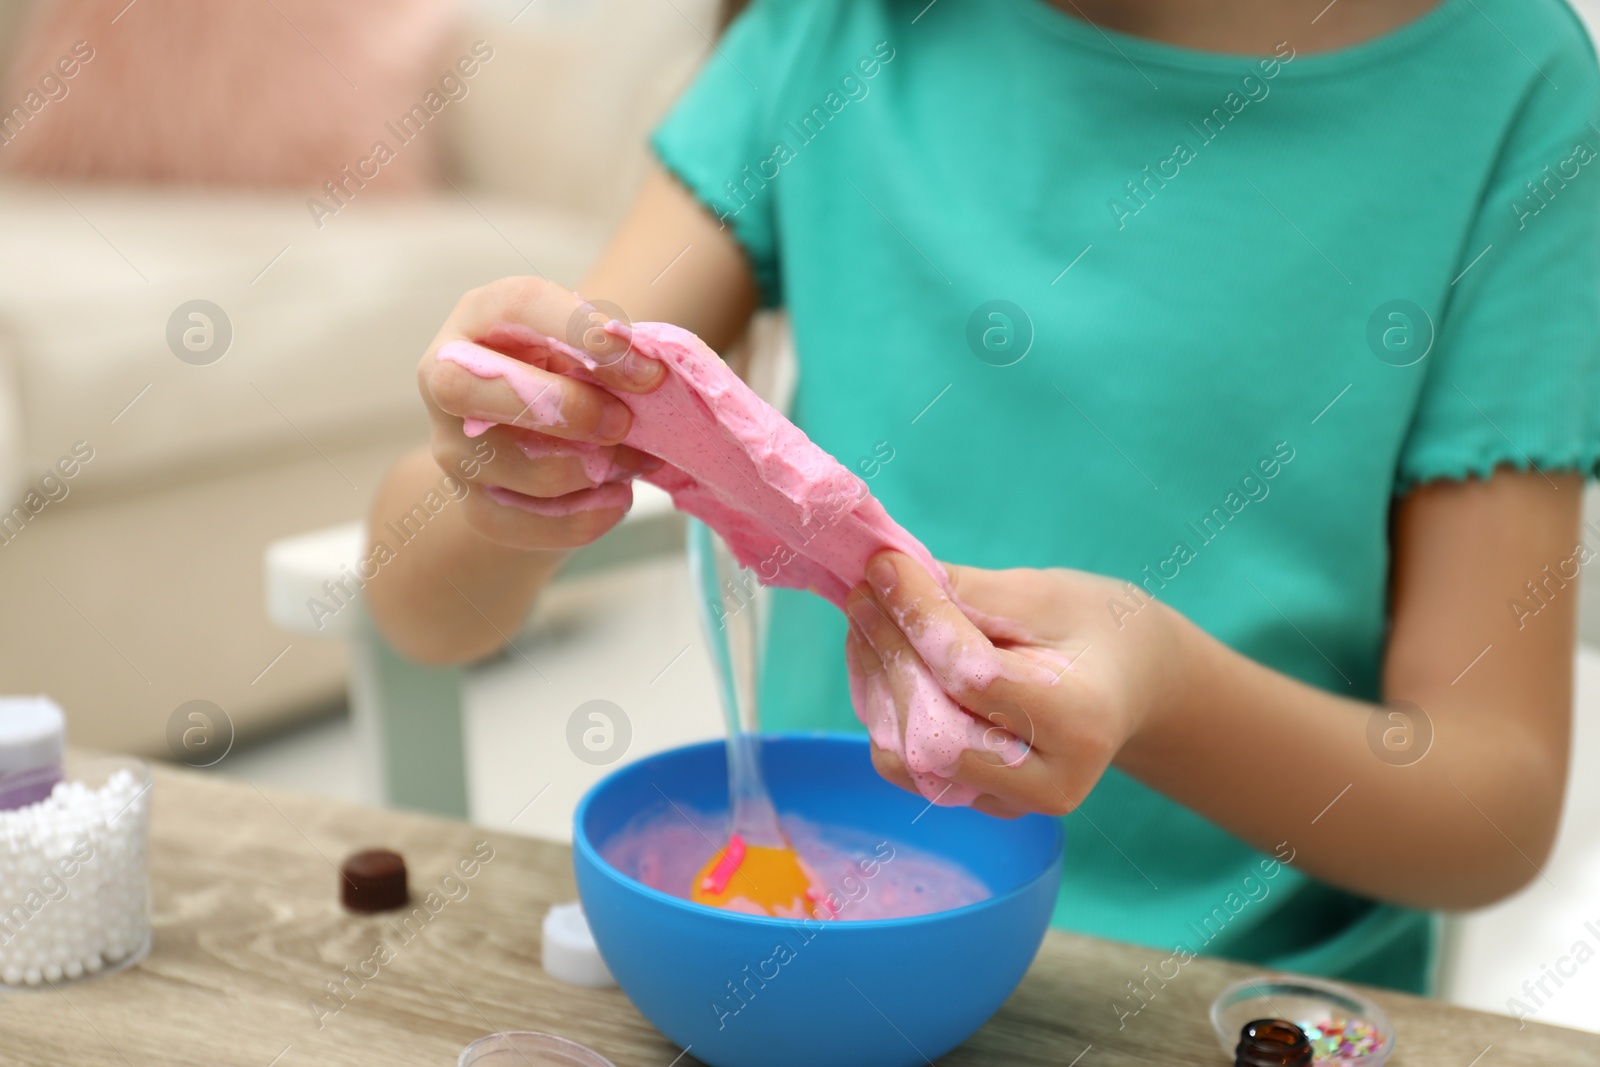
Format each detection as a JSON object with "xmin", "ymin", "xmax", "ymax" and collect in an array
[{"xmin": 3, "ymin": 764, "xmax": 1595, "ymax": 1067}]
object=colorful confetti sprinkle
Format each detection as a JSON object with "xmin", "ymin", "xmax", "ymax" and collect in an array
[{"xmin": 1297, "ymin": 1017, "xmax": 1385, "ymax": 1062}]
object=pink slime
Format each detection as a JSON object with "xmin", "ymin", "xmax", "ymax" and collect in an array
[
  {"xmin": 438, "ymin": 322, "xmax": 1035, "ymax": 805},
  {"xmin": 602, "ymin": 809, "xmax": 991, "ymax": 919}
]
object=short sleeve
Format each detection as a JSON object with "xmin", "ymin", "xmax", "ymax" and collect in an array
[
  {"xmin": 1397, "ymin": 38, "xmax": 1600, "ymax": 493},
  {"xmin": 651, "ymin": 0, "xmax": 832, "ymax": 307}
]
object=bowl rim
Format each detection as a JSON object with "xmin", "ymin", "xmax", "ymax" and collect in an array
[{"xmin": 572, "ymin": 731, "xmax": 1065, "ymax": 931}]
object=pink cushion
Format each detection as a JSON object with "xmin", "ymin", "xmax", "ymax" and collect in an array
[{"xmin": 0, "ymin": 0, "xmax": 459, "ymax": 192}]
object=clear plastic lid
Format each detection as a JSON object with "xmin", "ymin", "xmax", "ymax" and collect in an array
[{"xmin": 457, "ymin": 1032, "xmax": 617, "ymax": 1067}]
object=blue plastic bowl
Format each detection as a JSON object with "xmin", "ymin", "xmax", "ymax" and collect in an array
[{"xmin": 573, "ymin": 733, "xmax": 1063, "ymax": 1067}]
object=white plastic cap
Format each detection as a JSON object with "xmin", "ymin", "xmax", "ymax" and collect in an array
[
  {"xmin": 0, "ymin": 696, "xmax": 65, "ymax": 776},
  {"xmin": 541, "ymin": 902, "xmax": 614, "ymax": 988}
]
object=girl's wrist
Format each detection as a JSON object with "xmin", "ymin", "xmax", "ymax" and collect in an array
[{"xmin": 1121, "ymin": 597, "xmax": 1203, "ymax": 770}]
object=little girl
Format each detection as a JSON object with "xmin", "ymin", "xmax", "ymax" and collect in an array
[{"xmin": 369, "ymin": 0, "xmax": 1600, "ymax": 992}]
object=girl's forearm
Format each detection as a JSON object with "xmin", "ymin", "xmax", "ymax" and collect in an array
[
  {"xmin": 1115, "ymin": 605, "xmax": 1566, "ymax": 910},
  {"xmin": 364, "ymin": 447, "xmax": 567, "ymax": 664}
]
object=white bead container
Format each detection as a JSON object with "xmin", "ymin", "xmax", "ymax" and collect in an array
[{"xmin": 0, "ymin": 755, "xmax": 152, "ymax": 988}]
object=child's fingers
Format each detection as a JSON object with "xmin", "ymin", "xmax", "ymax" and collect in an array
[
  {"xmin": 483, "ymin": 482, "xmax": 634, "ymax": 518},
  {"xmin": 852, "ymin": 576, "xmax": 1087, "ymax": 815},
  {"xmin": 863, "ymin": 641, "xmax": 1054, "ymax": 810},
  {"xmin": 970, "ymin": 793, "xmax": 1031, "ymax": 820},
  {"xmin": 428, "ymin": 341, "xmax": 634, "ymax": 446},
  {"xmin": 867, "ymin": 742, "xmax": 921, "ymax": 797},
  {"xmin": 942, "ymin": 561, "xmax": 1042, "ymax": 622},
  {"xmin": 850, "ymin": 622, "xmax": 944, "ymax": 800},
  {"xmin": 509, "ymin": 433, "xmax": 661, "ymax": 490},
  {"xmin": 851, "ymin": 633, "xmax": 1062, "ymax": 819},
  {"xmin": 862, "ymin": 551, "xmax": 1057, "ymax": 709},
  {"xmin": 845, "ymin": 614, "xmax": 909, "ymax": 754},
  {"xmin": 846, "ymin": 588, "xmax": 909, "ymax": 688},
  {"xmin": 851, "ymin": 588, "xmax": 1021, "ymax": 795},
  {"xmin": 448, "ymin": 277, "xmax": 664, "ymax": 392},
  {"xmin": 860, "ymin": 551, "xmax": 989, "ymax": 676},
  {"xmin": 448, "ymin": 430, "xmax": 602, "ymax": 499},
  {"xmin": 944, "ymin": 745, "xmax": 1068, "ymax": 816},
  {"xmin": 459, "ymin": 486, "xmax": 632, "ymax": 551},
  {"xmin": 845, "ymin": 618, "xmax": 881, "ymax": 681},
  {"xmin": 846, "ymin": 590, "xmax": 936, "ymax": 750},
  {"xmin": 941, "ymin": 561, "xmax": 1051, "ymax": 644}
]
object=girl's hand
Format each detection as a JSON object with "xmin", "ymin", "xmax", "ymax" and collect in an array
[
  {"xmin": 845, "ymin": 551, "xmax": 1185, "ymax": 819},
  {"xmin": 418, "ymin": 277, "xmax": 666, "ymax": 552}
]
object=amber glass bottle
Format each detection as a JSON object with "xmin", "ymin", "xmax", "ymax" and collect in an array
[{"xmin": 1234, "ymin": 1019, "xmax": 1314, "ymax": 1067}]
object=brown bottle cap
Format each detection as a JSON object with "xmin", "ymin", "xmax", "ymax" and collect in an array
[{"xmin": 340, "ymin": 848, "xmax": 409, "ymax": 913}]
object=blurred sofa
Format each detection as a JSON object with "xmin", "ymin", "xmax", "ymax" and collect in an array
[{"xmin": 0, "ymin": 0, "xmax": 715, "ymax": 755}]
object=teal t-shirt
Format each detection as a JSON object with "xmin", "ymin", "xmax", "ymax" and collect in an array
[{"xmin": 651, "ymin": 0, "xmax": 1600, "ymax": 992}]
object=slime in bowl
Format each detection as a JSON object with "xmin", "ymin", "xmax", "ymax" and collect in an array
[
  {"xmin": 604, "ymin": 808, "xmax": 993, "ymax": 920},
  {"xmin": 573, "ymin": 734, "xmax": 1063, "ymax": 1067}
]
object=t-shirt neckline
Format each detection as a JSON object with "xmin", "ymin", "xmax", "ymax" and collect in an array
[{"xmin": 1013, "ymin": 0, "xmax": 1471, "ymax": 77}]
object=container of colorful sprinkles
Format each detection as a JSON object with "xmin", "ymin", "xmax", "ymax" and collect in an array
[{"xmin": 1210, "ymin": 975, "xmax": 1396, "ymax": 1066}]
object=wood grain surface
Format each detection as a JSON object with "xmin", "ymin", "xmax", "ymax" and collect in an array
[{"xmin": 0, "ymin": 763, "xmax": 1594, "ymax": 1066}]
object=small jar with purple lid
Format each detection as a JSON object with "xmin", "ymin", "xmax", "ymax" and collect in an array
[
  {"xmin": 1, "ymin": 700, "xmax": 153, "ymax": 988},
  {"xmin": 0, "ymin": 696, "xmax": 66, "ymax": 810}
]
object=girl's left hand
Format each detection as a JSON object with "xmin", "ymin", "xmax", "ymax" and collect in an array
[{"xmin": 845, "ymin": 551, "xmax": 1185, "ymax": 819}]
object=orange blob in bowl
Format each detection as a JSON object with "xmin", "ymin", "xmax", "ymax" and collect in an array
[{"xmin": 689, "ymin": 834, "xmax": 834, "ymax": 919}]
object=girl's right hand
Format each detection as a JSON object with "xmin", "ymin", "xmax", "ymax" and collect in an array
[{"xmin": 418, "ymin": 276, "xmax": 667, "ymax": 553}]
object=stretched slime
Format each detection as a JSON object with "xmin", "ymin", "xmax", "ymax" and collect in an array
[
  {"xmin": 685, "ymin": 516, "xmax": 824, "ymax": 918},
  {"xmin": 438, "ymin": 321, "xmax": 1032, "ymax": 805}
]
